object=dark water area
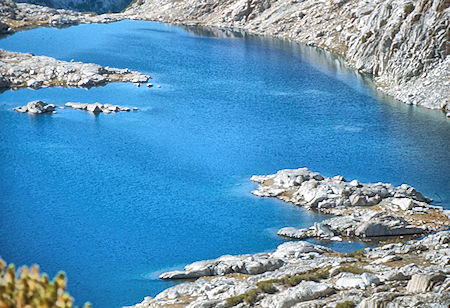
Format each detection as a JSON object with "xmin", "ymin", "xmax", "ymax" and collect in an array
[{"xmin": 0, "ymin": 20, "xmax": 449, "ymax": 307}]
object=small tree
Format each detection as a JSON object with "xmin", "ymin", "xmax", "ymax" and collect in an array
[{"xmin": 0, "ymin": 258, "xmax": 91, "ymax": 308}]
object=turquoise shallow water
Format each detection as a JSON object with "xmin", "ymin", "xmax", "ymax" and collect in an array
[{"xmin": 0, "ymin": 20, "xmax": 449, "ymax": 307}]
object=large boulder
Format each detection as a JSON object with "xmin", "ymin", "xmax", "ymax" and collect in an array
[
  {"xmin": 15, "ymin": 100, "xmax": 55, "ymax": 114},
  {"xmin": 259, "ymin": 281, "xmax": 334, "ymax": 308},
  {"xmin": 354, "ymin": 212, "xmax": 426, "ymax": 237}
]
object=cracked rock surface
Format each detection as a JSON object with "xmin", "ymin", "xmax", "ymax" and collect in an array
[
  {"xmin": 124, "ymin": 0, "xmax": 450, "ymax": 113},
  {"xmin": 252, "ymin": 168, "xmax": 449, "ymax": 240},
  {"xmin": 129, "ymin": 231, "xmax": 450, "ymax": 308},
  {"xmin": 0, "ymin": 49, "xmax": 149, "ymax": 90}
]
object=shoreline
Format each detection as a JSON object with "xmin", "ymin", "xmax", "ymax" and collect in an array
[
  {"xmin": 122, "ymin": 0, "xmax": 450, "ymax": 115},
  {"xmin": 0, "ymin": 1, "xmax": 448, "ymax": 307},
  {"xmin": 130, "ymin": 169, "xmax": 449, "ymax": 307},
  {"xmin": 1, "ymin": 0, "xmax": 449, "ymax": 117}
]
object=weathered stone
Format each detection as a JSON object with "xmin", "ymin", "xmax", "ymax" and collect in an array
[
  {"xmin": 259, "ymin": 281, "xmax": 334, "ymax": 308},
  {"xmin": 0, "ymin": 49, "xmax": 150, "ymax": 90},
  {"xmin": 406, "ymin": 273, "xmax": 446, "ymax": 293}
]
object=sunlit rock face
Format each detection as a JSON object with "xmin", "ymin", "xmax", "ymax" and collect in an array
[{"xmin": 124, "ymin": 0, "xmax": 450, "ymax": 113}]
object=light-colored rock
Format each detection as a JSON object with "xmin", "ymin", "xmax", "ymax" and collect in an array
[
  {"xmin": 260, "ymin": 281, "xmax": 334, "ymax": 308},
  {"xmin": 0, "ymin": 49, "xmax": 150, "ymax": 90},
  {"xmin": 15, "ymin": 100, "xmax": 55, "ymax": 114},
  {"xmin": 277, "ymin": 227, "xmax": 309, "ymax": 239},
  {"xmin": 407, "ymin": 273, "xmax": 446, "ymax": 293},
  {"xmin": 371, "ymin": 255, "xmax": 402, "ymax": 265},
  {"xmin": 252, "ymin": 168, "xmax": 448, "ymax": 240},
  {"xmin": 123, "ymin": 0, "xmax": 449, "ymax": 113},
  {"xmin": 131, "ymin": 231, "xmax": 450, "ymax": 308},
  {"xmin": 86, "ymin": 103, "xmax": 102, "ymax": 113}
]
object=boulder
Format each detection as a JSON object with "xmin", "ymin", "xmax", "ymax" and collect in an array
[
  {"xmin": 354, "ymin": 212, "xmax": 426, "ymax": 237},
  {"xmin": 406, "ymin": 273, "xmax": 446, "ymax": 293},
  {"xmin": 272, "ymin": 241, "xmax": 331, "ymax": 259},
  {"xmin": 391, "ymin": 198, "xmax": 414, "ymax": 211},
  {"xmin": 14, "ymin": 106, "xmax": 28, "ymax": 113},
  {"xmin": 87, "ymin": 103, "xmax": 103, "ymax": 113},
  {"xmin": 277, "ymin": 227, "xmax": 309, "ymax": 239},
  {"xmin": 17, "ymin": 100, "xmax": 55, "ymax": 114},
  {"xmin": 260, "ymin": 281, "xmax": 334, "ymax": 308}
]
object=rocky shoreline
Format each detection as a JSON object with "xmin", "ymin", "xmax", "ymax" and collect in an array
[
  {"xmin": 0, "ymin": 0, "xmax": 123, "ymax": 34},
  {"xmin": 123, "ymin": 0, "xmax": 450, "ymax": 114},
  {"xmin": 129, "ymin": 170, "xmax": 449, "ymax": 307},
  {"xmin": 252, "ymin": 168, "xmax": 449, "ymax": 241},
  {"xmin": 0, "ymin": 49, "xmax": 149, "ymax": 90},
  {"xmin": 131, "ymin": 231, "xmax": 450, "ymax": 307},
  {"xmin": 1, "ymin": 0, "xmax": 448, "ymax": 115}
]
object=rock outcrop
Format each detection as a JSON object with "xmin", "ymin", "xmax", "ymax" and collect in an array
[
  {"xmin": 253, "ymin": 168, "xmax": 449, "ymax": 240},
  {"xmin": 0, "ymin": 49, "xmax": 149, "ymax": 90},
  {"xmin": 130, "ymin": 231, "xmax": 450, "ymax": 308},
  {"xmin": 124, "ymin": 0, "xmax": 450, "ymax": 113},
  {"xmin": 14, "ymin": 100, "xmax": 55, "ymax": 114},
  {"xmin": 0, "ymin": 0, "xmax": 124, "ymax": 33},
  {"xmin": 2, "ymin": 0, "xmax": 448, "ymax": 113},
  {"xmin": 15, "ymin": 0, "xmax": 132, "ymax": 14},
  {"xmin": 65, "ymin": 102, "xmax": 135, "ymax": 113}
]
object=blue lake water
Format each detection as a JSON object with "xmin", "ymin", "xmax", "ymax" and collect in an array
[{"xmin": 0, "ymin": 20, "xmax": 449, "ymax": 307}]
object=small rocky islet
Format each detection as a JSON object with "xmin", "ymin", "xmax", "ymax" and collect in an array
[{"xmin": 14, "ymin": 100, "xmax": 138, "ymax": 114}]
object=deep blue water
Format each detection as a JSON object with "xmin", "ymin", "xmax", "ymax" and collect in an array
[{"xmin": 0, "ymin": 20, "xmax": 449, "ymax": 307}]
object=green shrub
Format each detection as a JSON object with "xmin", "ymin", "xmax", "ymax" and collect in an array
[
  {"xmin": 226, "ymin": 293, "xmax": 245, "ymax": 306},
  {"xmin": 345, "ymin": 248, "xmax": 365, "ymax": 257},
  {"xmin": 0, "ymin": 257, "xmax": 91, "ymax": 308},
  {"xmin": 243, "ymin": 289, "xmax": 259, "ymax": 305},
  {"xmin": 404, "ymin": 3, "xmax": 415, "ymax": 15},
  {"xmin": 256, "ymin": 281, "xmax": 277, "ymax": 294},
  {"xmin": 226, "ymin": 267, "xmax": 330, "ymax": 306},
  {"xmin": 336, "ymin": 300, "xmax": 356, "ymax": 308},
  {"xmin": 226, "ymin": 288, "xmax": 261, "ymax": 306},
  {"xmin": 336, "ymin": 265, "xmax": 371, "ymax": 275}
]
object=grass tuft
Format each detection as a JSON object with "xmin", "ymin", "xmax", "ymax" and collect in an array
[{"xmin": 336, "ymin": 300, "xmax": 356, "ymax": 308}]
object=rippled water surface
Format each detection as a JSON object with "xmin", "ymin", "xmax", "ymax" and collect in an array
[{"xmin": 0, "ymin": 21, "xmax": 449, "ymax": 307}]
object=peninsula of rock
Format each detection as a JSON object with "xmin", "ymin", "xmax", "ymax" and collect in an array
[
  {"xmin": 129, "ymin": 169, "xmax": 449, "ymax": 307},
  {"xmin": 251, "ymin": 168, "xmax": 449, "ymax": 240},
  {"xmin": 0, "ymin": 49, "xmax": 149, "ymax": 90},
  {"xmin": 0, "ymin": 0, "xmax": 123, "ymax": 34}
]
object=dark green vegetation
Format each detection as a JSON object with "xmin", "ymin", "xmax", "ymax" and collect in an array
[
  {"xmin": 226, "ymin": 267, "xmax": 330, "ymax": 306},
  {"xmin": 336, "ymin": 301, "xmax": 356, "ymax": 308},
  {"xmin": 335, "ymin": 265, "xmax": 372, "ymax": 275},
  {"xmin": 404, "ymin": 3, "xmax": 415, "ymax": 15},
  {"xmin": 0, "ymin": 258, "xmax": 91, "ymax": 308}
]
